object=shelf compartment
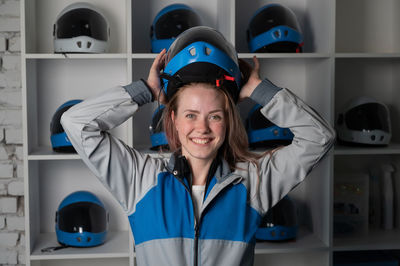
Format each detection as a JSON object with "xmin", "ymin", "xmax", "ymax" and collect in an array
[
  {"xmin": 31, "ymin": 257, "xmax": 129, "ymax": 266},
  {"xmin": 335, "ymin": 58, "xmax": 400, "ymax": 144},
  {"xmin": 24, "ymin": 54, "xmax": 129, "ymax": 60},
  {"xmin": 26, "ymin": 160, "xmax": 130, "ymax": 255},
  {"xmin": 235, "ymin": 0, "xmax": 333, "ymax": 54},
  {"xmin": 23, "ymin": 0, "xmax": 129, "ymax": 54},
  {"xmin": 30, "ymin": 231, "xmax": 130, "ymax": 260},
  {"xmin": 333, "ymin": 228, "xmax": 400, "ymax": 251},
  {"xmin": 334, "ymin": 143, "xmax": 400, "ymax": 155},
  {"xmin": 255, "ymin": 228, "xmax": 328, "ymax": 254},
  {"xmin": 131, "ymin": 0, "xmax": 234, "ymax": 53},
  {"xmin": 336, "ymin": 0, "xmax": 400, "ymax": 53},
  {"xmin": 254, "ymin": 251, "xmax": 329, "ymax": 266},
  {"xmin": 24, "ymin": 59, "xmax": 129, "ymax": 156}
]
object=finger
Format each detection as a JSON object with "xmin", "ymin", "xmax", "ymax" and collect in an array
[
  {"xmin": 151, "ymin": 49, "xmax": 166, "ymax": 70},
  {"xmin": 252, "ymin": 55, "xmax": 260, "ymax": 73}
]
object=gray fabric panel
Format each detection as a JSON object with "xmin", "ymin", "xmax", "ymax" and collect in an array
[
  {"xmin": 240, "ymin": 88, "xmax": 335, "ymax": 216},
  {"xmin": 249, "ymin": 79, "xmax": 282, "ymax": 107},
  {"xmin": 61, "ymin": 86, "xmax": 164, "ymax": 215},
  {"xmin": 123, "ymin": 80, "xmax": 153, "ymax": 106},
  {"xmin": 200, "ymin": 239, "xmax": 255, "ymax": 266},
  {"xmin": 135, "ymin": 238, "xmax": 193, "ymax": 266}
]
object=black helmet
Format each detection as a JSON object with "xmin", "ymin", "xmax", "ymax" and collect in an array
[
  {"xmin": 256, "ymin": 196, "xmax": 298, "ymax": 241},
  {"xmin": 150, "ymin": 3, "xmax": 202, "ymax": 53},
  {"xmin": 247, "ymin": 4, "xmax": 303, "ymax": 53},
  {"xmin": 162, "ymin": 26, "xmax": 241, "ymax": 102},
  {"xmin": 56, "ymin": 191, "xmax": 109, "ymax": 247},
  {"xmin": 246, "ymin": 104, "xmax": 293, "ymax": 148},
  {"xmin": 149, "ymin": 105, "xmax": 169, "ymax": 151},
  {"xmin": 50, "ymin": 99, "xmax": 82, "ymax": 153},
  {"xmin": 53, "ymin": 2, "xmax": 110, "ymax": 53},
  {"xmin": 336, "ymin": 96, "xmax": 391, "ymax": 146}
]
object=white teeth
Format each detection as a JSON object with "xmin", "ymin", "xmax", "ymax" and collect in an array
[{"xmin": 192, "ymin": 138, "xmax": 210, "ymax": 144}]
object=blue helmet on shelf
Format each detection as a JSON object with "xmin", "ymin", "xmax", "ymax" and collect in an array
[
  {"xmin": 50, "ymin": 99, "xmax": 82, "ymax": 153},
  {"xmin": 149, "ymin": 105, "xmax": 169, "ymax": 151},
  {"xmin": 246, "ymin": 104, "xmax": 294, "ymax": 148},
  {"xmin": 161, "ymin": 26, "xmax": 241, "ymax": 102},
  {"xmin": 56, "ymin": 191, "xmax": 109, "ymax": 247},
  {"xmin": 247, "ymin": 4, "xmax": 304, "ymax": 53},
  {"xmin": 256, "ymin": 196, "xmax": 298, "ymax": 241},
  {"xmin": 150, "ymin": 3, "xmax": 202, "ymax": 53}
]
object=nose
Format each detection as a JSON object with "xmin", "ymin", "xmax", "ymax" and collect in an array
[{"xmin": 195, "ymin": 117, "xmax": 211, "ymax": 133}]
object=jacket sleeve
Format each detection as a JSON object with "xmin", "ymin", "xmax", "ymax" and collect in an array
[
  {"xmin": 247, "ymin": 79, "xmax": 336, "ymax": 215},
  {"xmin": 60, "ymin": 80, "xmax": 164, "ymax": 215}
]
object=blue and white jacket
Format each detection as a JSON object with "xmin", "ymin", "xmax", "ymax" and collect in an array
[{"xmin": 61, "ymin": 79, "xmax": 335, "ymax": 266}]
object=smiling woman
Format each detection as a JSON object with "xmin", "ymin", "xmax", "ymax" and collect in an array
[{"xmin": 60, "ymin": 27, "xmax": 335, "ymax": 266}]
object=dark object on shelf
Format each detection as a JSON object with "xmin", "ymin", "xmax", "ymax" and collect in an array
[{"xmin": 247, "ymin": 4, "xmax": 304, "ymax": 53}]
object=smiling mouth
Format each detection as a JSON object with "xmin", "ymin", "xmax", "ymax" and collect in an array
[{"xmin": 191, "ymin": 138, "xmax": 212, "ymax": 144}]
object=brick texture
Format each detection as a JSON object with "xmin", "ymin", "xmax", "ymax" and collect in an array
[{"xmin": 0, "ymin": 1, "xmax": 25, "ymax": 265}]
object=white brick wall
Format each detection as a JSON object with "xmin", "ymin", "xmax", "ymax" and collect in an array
[{"xmin": 0, "ymin": 1, "xmax": 25, "ymax": 265}]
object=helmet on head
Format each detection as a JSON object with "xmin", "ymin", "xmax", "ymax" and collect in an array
[
  {"xmin": 149, "ymin": 105, "xmax": 169, "ymax": 151},
  {"xmin": 53, "ymin": 2, "xmax": 110, "ymax": 53},
  {"xmin": 150, "ymin": 4, "xmax": 202, "ymax": 53},
  {"xmin": 256, "ymin": 196, "xmax": 298, "ymax": 241},
  {"xmin": 56, "ymin": 191, "xmax": 109, "ymax": 247},
  {"xmin": 162, "ymin": 26, "xmax": 241, "ymax": 102},
  {"xmin": 51, "ymin": 99, "xmax": 82, "ymax": 153},
  {"xmin": 336, "ymin": 96, "xmax": 391, "ymax": 146},
  {"xmin": 246, "ymin": 104, "xmax": 294, "ymax": 148},
  {"xmin": 247, "ymin": 4, "xmax": 303, "ymax": 53}
]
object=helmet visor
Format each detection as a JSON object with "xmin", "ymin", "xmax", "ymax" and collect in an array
[
  {"xmin": 264, "ymin": 197, "xmax": 297, "ymax": 227},
  {"xmin": 155, "ymin": 9, "xmax": 201, "ymax": 39},
  {"xmin": 50, "ymin": 105, "xmax": 73, "ymax": 134},
  {"xmin": 56, "ymin": 8, "xmax": 108, "ymax": 41},
  {"xmin": 249, "ymin": 5, "xmax": 301, "ymax": 38},
  {"xmin": 166, "ymin": 26, "xmax": 238, "ymax": 66},
  {"xmin": 249, "ymin": 107, "xmax": 274, "ymax": 130},
  {"xmin": 150, "ymin": 107, "xmax": 165, "ymax": 134},
  {"xmin": 58, "ymin": 202, "xmax": 107, "ymax": 233},
  {"xmin": 345, "ymin": 103, "xmax": 390, "ymax": 131}
]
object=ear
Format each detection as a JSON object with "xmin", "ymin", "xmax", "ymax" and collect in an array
[{"xmin": 171, "ymin": 110, "xmax": 178, "ymax": 130}]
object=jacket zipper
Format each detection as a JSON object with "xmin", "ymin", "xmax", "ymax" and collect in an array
[
  {"xmin": 171, "ymin": 175, "xmax": 200, "ymax": 266},
  {"xmin": 173, "ymin": 173, "xmax": 242, "ymax": 266}
]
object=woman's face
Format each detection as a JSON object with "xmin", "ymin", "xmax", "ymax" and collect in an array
[{"xmin": 172, "ymin": 84, "xmax": 227, "ymax": 164}]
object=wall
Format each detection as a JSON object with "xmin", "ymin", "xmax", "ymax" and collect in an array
[{"xmin": 0, "ymin": 0, "xmax": 25, "ymax": 265}]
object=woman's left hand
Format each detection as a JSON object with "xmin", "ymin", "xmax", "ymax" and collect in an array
[
  {"xmin": 147, "ymin": 49, "xmax": 167, "ymax": 104},
  {"xmin": 238, "ymin": 56, "xmax": 262, "ymax": 101}
]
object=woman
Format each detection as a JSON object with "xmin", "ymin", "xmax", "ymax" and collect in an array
[{"xmin": 61, "ymin": 47, "xmax": 335, "ymax": 266}]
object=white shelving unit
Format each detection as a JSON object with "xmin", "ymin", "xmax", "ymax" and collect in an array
[{"xmin": 20, "ymin": 0, "xmax": 400, "ymax": 265}]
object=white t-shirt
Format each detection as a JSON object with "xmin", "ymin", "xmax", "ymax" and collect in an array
[{"xmin": 192, "ymin": 185, "xmax": 205, "ymax": 220}]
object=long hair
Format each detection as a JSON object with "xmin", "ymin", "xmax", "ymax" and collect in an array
[{"xmin": 163, "ymin": 82, "xmax": 262, "ymax": 170}]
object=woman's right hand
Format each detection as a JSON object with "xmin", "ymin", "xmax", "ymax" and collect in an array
[{"xmin": 147, "ymin": 49, "xmax": 167, "ymax": 104}]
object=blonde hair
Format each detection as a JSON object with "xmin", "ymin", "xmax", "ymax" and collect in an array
[{"xmin": 163, "ymin": 82, "xmax": 262, "ymax": 170}]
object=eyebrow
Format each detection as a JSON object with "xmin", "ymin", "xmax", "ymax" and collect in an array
[{"xmin": 183, "ymin": 109, "xmax": 224, "ymax": 114}]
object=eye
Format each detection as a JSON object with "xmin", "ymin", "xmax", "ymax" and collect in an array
[
  {"xmin": 210, "ymin": 114, "xmax": 222, "ymax": 121},
  {"xmin": 185, "ymin": 113, "xmax": 195, "ymax": 119}
]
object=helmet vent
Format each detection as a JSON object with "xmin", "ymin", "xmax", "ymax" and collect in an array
[
  {"xmin": 205, "ymin": 47, "xmax": 212, "ymax": 55},
  {"xmin": 274, "ymin": 31, "xmax": 280, "ymax": 38},
  {"xmin": 189, "ymin": 47, "xmax": 196, "ymax": 56},
  {"xmin": 87, "ymin": 42, "xmax": 92, "ymax": 48},
  {"xmin": 77, "ymin": 41, "xmax": 82, "ymax": 48}
]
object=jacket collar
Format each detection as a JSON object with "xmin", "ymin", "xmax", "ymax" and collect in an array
[{"xmin": 166, "ymin": 152, "xmax": 233, "ymax": 187}]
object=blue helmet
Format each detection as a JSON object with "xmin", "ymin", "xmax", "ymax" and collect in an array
[
  {"xmin": 149, "ymin": 105, "xmax": 169, "ymax": 151},
  {"xmin": 150, "ymin": 4, "xmax": 202, "ymax": 53},
  {"xmin": 56, "ymin": 191, "xmax": 109, "ymax": 247},
  {"xmin": 50, "ymin": 99, "xmax": 82, "ymax": 153},
  {"xmin": 162, "ymin": 26, "xmax": 241, "ymax": 102},
  {"xmin": 246, "ymin": 104, "xmax": 294, "ymax": 148},
  {"xmin": 247, "ymin": 4, "xmax": 303, "ymax": 53},
  {"xmin": 256, "ymin": 196, "xmax": 298, "ymax": 241}
]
